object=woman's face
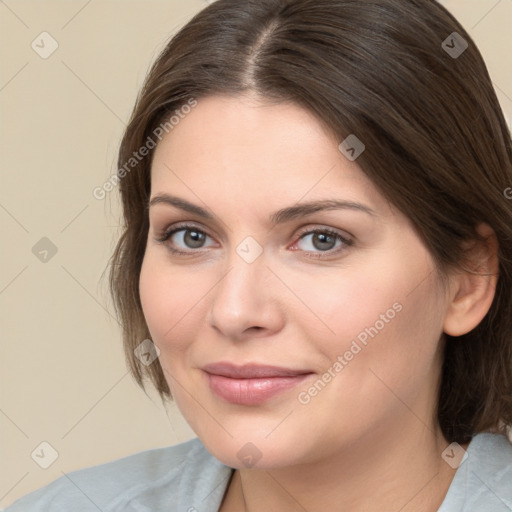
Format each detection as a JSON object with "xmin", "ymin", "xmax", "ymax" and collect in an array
[{"xmin": 140, "ymin": 94, "xmax": 451, "ymax": 469}]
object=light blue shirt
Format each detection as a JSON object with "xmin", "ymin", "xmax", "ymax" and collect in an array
[{"xmin": 4, "ymin": 432, "xmax": 512, "ymax": 511}]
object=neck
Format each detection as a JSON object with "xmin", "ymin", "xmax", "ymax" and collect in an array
[{"xmin": 221, "ymin": 415, "xmax": 464, "ymax": 512}]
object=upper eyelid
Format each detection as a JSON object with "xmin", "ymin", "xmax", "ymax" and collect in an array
[
  {"xmin": 158, "ymin": 221, "xmax": 350, "ymax": 237},
  {"xmin": 162, "ymin": 222, "xmax": 214, "ymax": 238}
]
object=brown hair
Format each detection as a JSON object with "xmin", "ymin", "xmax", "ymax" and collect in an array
[{"xmin": 108, "ymin": 0, "xmax": 512, "ymax": 444}]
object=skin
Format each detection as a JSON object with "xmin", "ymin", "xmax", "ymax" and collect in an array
[{"xmin": 139, "ymin": 93, "xmax": 497, "ymax": 511}]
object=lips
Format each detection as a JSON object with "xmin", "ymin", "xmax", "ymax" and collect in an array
[{"xmin": 202, "ymin": 362, "xmax": 314, "ymax": 405}]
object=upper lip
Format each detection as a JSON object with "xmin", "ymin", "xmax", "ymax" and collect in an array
[{"xmin": 202, "ymin": 362, "xmax": 313, "ymax": 379}]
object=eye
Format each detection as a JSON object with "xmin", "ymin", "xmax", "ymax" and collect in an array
[
  {"xmin": 156, "ymin": 223, "xmax": 216, "ymax": 254},
  {"xmin": 155, "ymin": 222, "xmax": 353, "ymax": 259},
  {"xmin": 291, "ymin": 227, "xmax": 353, "ymax": 257}
]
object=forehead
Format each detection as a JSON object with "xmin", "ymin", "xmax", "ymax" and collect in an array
[{"xmin": 150, "ymin": 94, "xmax": 386, "ymax": 213}]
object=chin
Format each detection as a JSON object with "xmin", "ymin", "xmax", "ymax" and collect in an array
[
  {"xmin": 194, "ymin": 427, "xmax": 313, "ymax": 470},
  {"xmin": 205, "ymin": 440, "xmax": 288, "ymax": 469}
]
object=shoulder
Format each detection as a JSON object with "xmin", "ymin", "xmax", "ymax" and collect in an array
[
  {"xmin": 4, "ymin": 437, "xmax": 233, "ymax": 512},
  {"xmin": 439, "ymin": 432, "xmax": 512, "ymax": 511}
]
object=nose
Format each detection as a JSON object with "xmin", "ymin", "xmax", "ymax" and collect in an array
[{"xmin": 206, "ymin": 250, "xmax": 285, "ymax": 341}]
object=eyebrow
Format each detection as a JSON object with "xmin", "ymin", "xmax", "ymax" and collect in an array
[{"xmin": 148, "ymin": 193, "xmax": 376, "ymax": 225}]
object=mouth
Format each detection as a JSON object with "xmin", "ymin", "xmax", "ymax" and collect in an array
[{"xmin": 202, "ymin": 362, "xmax": 315, "ymax": 405}]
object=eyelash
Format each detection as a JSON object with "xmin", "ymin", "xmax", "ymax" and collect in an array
[{"xmin": 155, "ymin": 222, "xmax": 353, "ymax": 259}]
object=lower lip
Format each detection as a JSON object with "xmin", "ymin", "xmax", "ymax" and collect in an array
[{"xmin": 205, "ymin": 372, "xmax": 313, "ymax": 405}]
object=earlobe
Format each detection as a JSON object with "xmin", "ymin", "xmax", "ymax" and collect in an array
[{"xmin": 443, "ymin": 223, "xmax": 499, "ymax": 337}]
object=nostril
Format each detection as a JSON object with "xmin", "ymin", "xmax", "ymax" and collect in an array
[{"xmin": 246, "ymin": 326, "xmax": 264, "ymax": 333}]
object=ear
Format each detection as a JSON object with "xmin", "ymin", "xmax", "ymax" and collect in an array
[{"xmin": 443, "ymin": 223, "xmax": 499, "ymax": 337}]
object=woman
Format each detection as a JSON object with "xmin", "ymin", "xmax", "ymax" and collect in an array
[{"xmin": 6, "ymin": 0, "xmax": 512, "ymax": 510}]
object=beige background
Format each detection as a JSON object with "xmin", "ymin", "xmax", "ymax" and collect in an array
[{"xmin": 1, "ymin": 0, "xmax": 511, "ymax": 507}]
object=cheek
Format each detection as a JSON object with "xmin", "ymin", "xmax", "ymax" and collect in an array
[
  {"xmin": 329, "ymin": 277, "xmax": 444, "ymax": 409},
  {"xmin": 294, "ymin": 264, "xmax": 401, "ymax": 350},
  {"xmin": 139, "ymin": 253, "xmax": 203, "ymax": 354},
  {"xmin": 310, "ymin": 252, "xmax": 445, "ymax": 388}
]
